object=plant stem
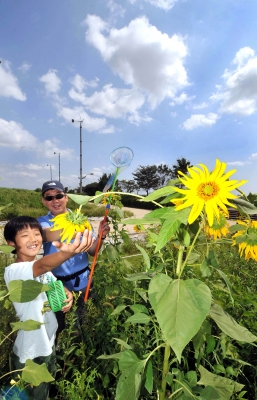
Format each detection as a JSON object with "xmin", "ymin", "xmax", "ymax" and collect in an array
[
  {"xmin": 176, "ymin": 245, "xmax": 184, "ymax": 276},
  {"xmin": 180, "ymin": 224, "xmax": 202, "ymax": 277},
  {"xmin": 160, "ymin": 342, "xmax": 171, "ymax": 400}
]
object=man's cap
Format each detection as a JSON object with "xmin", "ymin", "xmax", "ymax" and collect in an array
[{"xmin": 42, "ymin": 180, "xmax": 65, "ymax": 195}]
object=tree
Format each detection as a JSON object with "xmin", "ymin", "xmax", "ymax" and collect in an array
[
  {"xmin": 119, "ymin": 179, "xmax": 138, "ymax": 193},
  {"xmin": 156, "ymin": 164, "xmax": 172, "ymax": 188},
  {"xmin": 170, "ymin": 157, "xmax": 193, "ymax": 179},
  {"xmin": 132, "ymin": 165, "xmax": 160, "ymax": 195}
]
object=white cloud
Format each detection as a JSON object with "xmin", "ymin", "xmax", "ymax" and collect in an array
[
  {"xmin": 39, "ymin": 69, "xmax": 61, "ymax": 94},
  {"xmin": 57, "ymin": 106, "xmax": 108, "ymax": 132},
  {"xmin": 145, "ymin": 0, "xmax": 178, "ymax": 11},
  {"xmin": 18, "ymin": 62, "xmax": 31, "ymax": 73},
  {"xmin": 170, "ymin": 92, "xmax": 195, "ymax": 106},
  {"xmin": 0, "ymin": 118, "xmax": 74, "ymax": 158},
  {"xmin": 85, "ymin": 15, "xmax": 189, "ymax": 108},
  {"xmin": 227, "ymin": 161, "xmax": 250, "ymax": 166},
  {"xmin": 107, "ymin": 0, "xmax": 125, "ymax": 18},
  {"xmin": 0, "ymin": 60, "xmax": 26, "ymax": 100},
  {"xmin": 181, "ymin": 113, "xmax": 219, "ymax": 130},
  {"xmin": 70, "ymin": 74, "xmax": 99, "ymax": 92},
  {"xmin": 210, "ymin": 47, "xmax": 257, "ymax": 116},
  {"xmin": 69, "ymin": 84, "xmax": 146, "ymax": 120},
  {"xmin": 129, "ymin": 0, "xmax": 178, "ymax": 10},
  {"xmin": 0, "ymin": 118, "xmax": 37, "ymax": 149},
  {"xmin": 192, "ymin": 102, "xmax": 208, "ymax": 110}
]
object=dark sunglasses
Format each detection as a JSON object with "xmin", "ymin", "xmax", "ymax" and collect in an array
[{"xmin": 44, "ymin": 193, "xmax": 66, "ymax": 201}]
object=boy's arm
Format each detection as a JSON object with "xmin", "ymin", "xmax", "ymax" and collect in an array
[
  {"xmin": 33, "ymin": 230, "xmax": 94, "ymax": 277},
  {"xmin": 41, "ymin": 227, "xmax": 62, "ymax": 242}
]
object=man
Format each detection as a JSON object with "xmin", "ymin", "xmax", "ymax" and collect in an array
[{"xmin": 37, "ymin": 180, "xmax": 110, "ymax": 338}]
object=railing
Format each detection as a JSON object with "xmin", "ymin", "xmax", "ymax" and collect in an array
[{"xmin": 227, "ymin": 208, "xmax": 257, "ymax": 221}]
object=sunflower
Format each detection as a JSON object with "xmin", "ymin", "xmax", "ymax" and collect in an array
[
  {"xmin": 172, "ymin": 159, "xmax": 247, "ymax": 226},
  {"xmin": 232, "ymin": 220, "xmax": 257, "ymax": 261},
  {"xmin": 204, "ymin": 210, "xmax": 230, "ymax": 241},
  {"xmin": 134, "ymin": 224, "xmax": 142, "ymax": 233},
  {"xmin": 50, "ymin": 209, "xmax": 92, "ymax": 244},
  {"xmin": 101, "ymin": 192, "xmax": 119, "ymax": 206}
]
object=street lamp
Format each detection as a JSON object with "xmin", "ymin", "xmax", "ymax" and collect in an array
[
  {"xmin": 81, "ymin": 172, "xmax": 94, "ymax": 180},
  {"xmin": 72, "ymin": 118, "xmax": 84, "ymax": 194},
  {"xmin": 54, "ymin": 152, "xmax": 61, "ymax": 181},
  {"xmin": 47, "ymin": 164, "xmax": 52, "ymax": 180}
]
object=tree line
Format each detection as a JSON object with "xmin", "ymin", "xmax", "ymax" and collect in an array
[{"xmin": 76, "ymin": 157, "xmax": 192, "ymax": 196}]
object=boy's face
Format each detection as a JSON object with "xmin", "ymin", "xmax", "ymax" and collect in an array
[
  {"xmin": 7, "ymin": 227, "xmax": 43, "ymax": 262},
  {"xmin": 42, "ymin": 189, "xmax": 68, "ymax": 216}
]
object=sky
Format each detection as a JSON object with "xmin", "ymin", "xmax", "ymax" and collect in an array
[{"xmin": 0, "ymin": 0, "xmax": 257, "ymax": 194}]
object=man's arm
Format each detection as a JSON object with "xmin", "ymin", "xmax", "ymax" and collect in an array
[{"xmin": 33, "ymin": 230, "xmax": 94, "ymax": 277}]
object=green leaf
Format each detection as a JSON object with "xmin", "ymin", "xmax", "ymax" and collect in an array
[
  {"xmin": 199, "ymin": 385, "xmax": 221, "ymax": 400},
  {"xmin": 214, "ymin": 269, "xmax": 234, "ymax": 305},
  {"xmin": 192, "ymin": 320, "xmax": 211, "ymax": 353},
  {"xmin": 155, "ymin": 219, "xmax": 181, "ymax": 252},
  {"xmin": 8, "ymin": 280, "xmax": 49, "ymax": 302},
  {"xmin": 130, "ymin": 304, "xmax": 149, "ymax": 314},
  {"xmin": 111, "ymin": 304, "xmax": 127, "ymax": 316},
  {"xmin": 209, "ymin": 303, "xmax": 257, "ymax": 342},
  {"xmin": 135, "ymin": 244, "xmax": 151, "ymax": 269},
  {"xmin": 181, "ymin": 228, "xmax": 191, "ymax": 247},
  {"xmin": 125, "ymin": 313, "xmax": 150, "ymax": 324},
  {"xmin": 228, "ymin": 224, "xmax": 246, "ymax": 233},
  {"xmin": 116, "ymin": 350, "xmax": 147, "ymax": 400},
  {"xmin": 113, "ymin": 338, "xmax": 132, "ymax": 350},
  {"xmin": 187, "ymin": 252, "xmax": 200, "ymax": 264},
  {"xmin": 141, "ymin": 186, "xmax": 176, "ymax": 202},
  {"xmin": 120, "ymin": 218, "xmax": 161, "ymax": 225},
  {"xmin": 144, "ymin": 360, "xmax": 153, "ymax": 394},
  {"xmin": 126, "ymin": 272, "xmax": 156, "ymax": 281},
  {"xmin": 98, "ymin": 352, "xmax": 123, "ymax": 360},
  {"xmin": 94, "ymin": 191, "xmax": 104, "ymax": 205},
  {"xmin": 198, "ymin": 365, "xmax": 244, "ymax": 399},
  {"xmin": 148, "ymin": 275, "xmax": 211, "ymax": 361},
  {"xmin": 10, "ymin": 319, "xmax": 44, "ymax": 332},
  {"xmin": 0, "ymin": 245, "xmax": 14, "ymax": 254},
  {"xmin": 230, "ymin": 198, "xmax": 257, "ymax": 215},
  {"xmin": 22, "ymin": 359, "xmax": 54, "ymax": 385},
  {"xmin": 136, "ymin": 289, "xmax": 148, "ymax": 302},
  {"xmin": 67, "ymin": 193, "xmax": 91, "ymax": 205},
  {"xmin": 105, "ymin": 244, "xmax": 119, "ymax": 262}
]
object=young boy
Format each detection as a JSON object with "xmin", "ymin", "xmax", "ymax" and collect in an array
[{"xmin": 4, "ymin": 216, "xmax": 94, "ymax": 400}]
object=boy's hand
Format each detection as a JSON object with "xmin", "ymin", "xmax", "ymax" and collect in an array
[
  {"xmin": 62, "ymin": 288, "xmax": 73, "ymax": 313},
  {"xmin": 98, "ymin": 219, "xmax": 110, "ymax": 238},
  {"xmin": 53, "ymin": 230, "xmax": 94, "ymax": 254}
]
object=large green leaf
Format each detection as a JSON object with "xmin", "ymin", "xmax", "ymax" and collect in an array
[
  {"xmin": 105, "ymin": 244, "xmax": 119, "ymax": 262},
  {"xmin": 125, "ymin": 272, "xmax": 156, "ymax": 281},
  {"xmin": 115, "ymin": 350, "xmax": 147, "ymax": 400},
  {"xmin": 22, "ymin": 359, "xmax": 55, "ymax": 385},
  {"xmin": 155, "ymin": 219, "xmax": 181, "ymax": 252},
  {"xmin": 148, "ymin": 274, "xmax": 211, "ymax": 361},
  {"xmin": 67, "ymin": 193, "xmax": 91, "ymax": 205},
  {"xmin": 230, "ymin": 198, "xmax": 257, "ymax": 215},
  {"xmin": 8, "ymin": 280, "xmax": 50, "ymax": 302},
  {"xmin": 198, "ymin": 365, "xmax": 244, "ymax": 399},
  {"xmin": 141, "ymin": 186, "xmax": 176, "ymax": 202},
  {"xmin": 209, "ymin": 303, "xmax": 257, "ymax": 343}
]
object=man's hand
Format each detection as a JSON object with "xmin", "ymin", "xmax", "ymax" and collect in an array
[
  {"xmin": 98, "ymin": 219, "xmax": 110, "ymax": 239},
  {"xmin": 53, "ymin": 230, "xmax": 94, "ymax": 254}
]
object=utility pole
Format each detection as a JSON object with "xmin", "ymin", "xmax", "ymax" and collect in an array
[
  {"xmin": 47, "ymin": 164, "xmax": 52, "ymax": 180},
  {"xmin": 72, "ymin": 118, "xmax": 84, "ymax": 194},
  {"xmin": 54, "ymin": 152, "xmax": 61, "ymax": 181}
]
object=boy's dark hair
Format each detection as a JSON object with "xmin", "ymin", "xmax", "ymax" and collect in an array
[{"xmin": 4, "ymin": 216, "xmax": 43, "ymax": 243}]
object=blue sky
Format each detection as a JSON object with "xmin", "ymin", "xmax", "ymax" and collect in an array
[{"xmin": 0, "ymin": 0, "xmax": 257, "ymax": 194}]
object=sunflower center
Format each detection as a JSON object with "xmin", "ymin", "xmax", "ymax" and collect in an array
[{"xmin": 197, "ymin": 181, "xmax": 220, "ymax": 201}]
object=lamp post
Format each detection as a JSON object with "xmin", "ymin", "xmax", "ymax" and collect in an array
[
  {"xmin": 81, "ymin": 172, "xmax": 94, "ymax": 180},
  {"xmin": 71, "ymin": 118, "xmax": 84, "ymax": 194},
  {"xmin": 54, "ymin": 152, "xmax": 61, "ymax": 181},
  {"xmin": 47, "ymin": 164, "xmax": 52, "ymax": 180}
]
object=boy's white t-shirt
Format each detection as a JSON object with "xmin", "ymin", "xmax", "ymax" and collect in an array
[{"xmin": 4, "ymin": 261, "xmax": 58, "ymax": 363}]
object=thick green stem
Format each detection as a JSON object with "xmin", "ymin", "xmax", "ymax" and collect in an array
[
  {"xmin": 176, "ymin": 245, "xmax": 184, "ymax": 276},
  {"xmin": 160, "ymin": 342, "xmax": 171, "ymax": 400},
  {"xmin": 180, "ymin": 224, "xmax": 202, "ymax": 277}
]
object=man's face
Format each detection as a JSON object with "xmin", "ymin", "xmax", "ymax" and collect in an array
[{"xmin": 42, "ymin": 189, "xmax": 68, "ymax": 216}]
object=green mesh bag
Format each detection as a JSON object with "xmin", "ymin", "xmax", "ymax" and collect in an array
[{"xmin": 46, "ymin": 280, "xmax": 67, "ymax": 312}]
